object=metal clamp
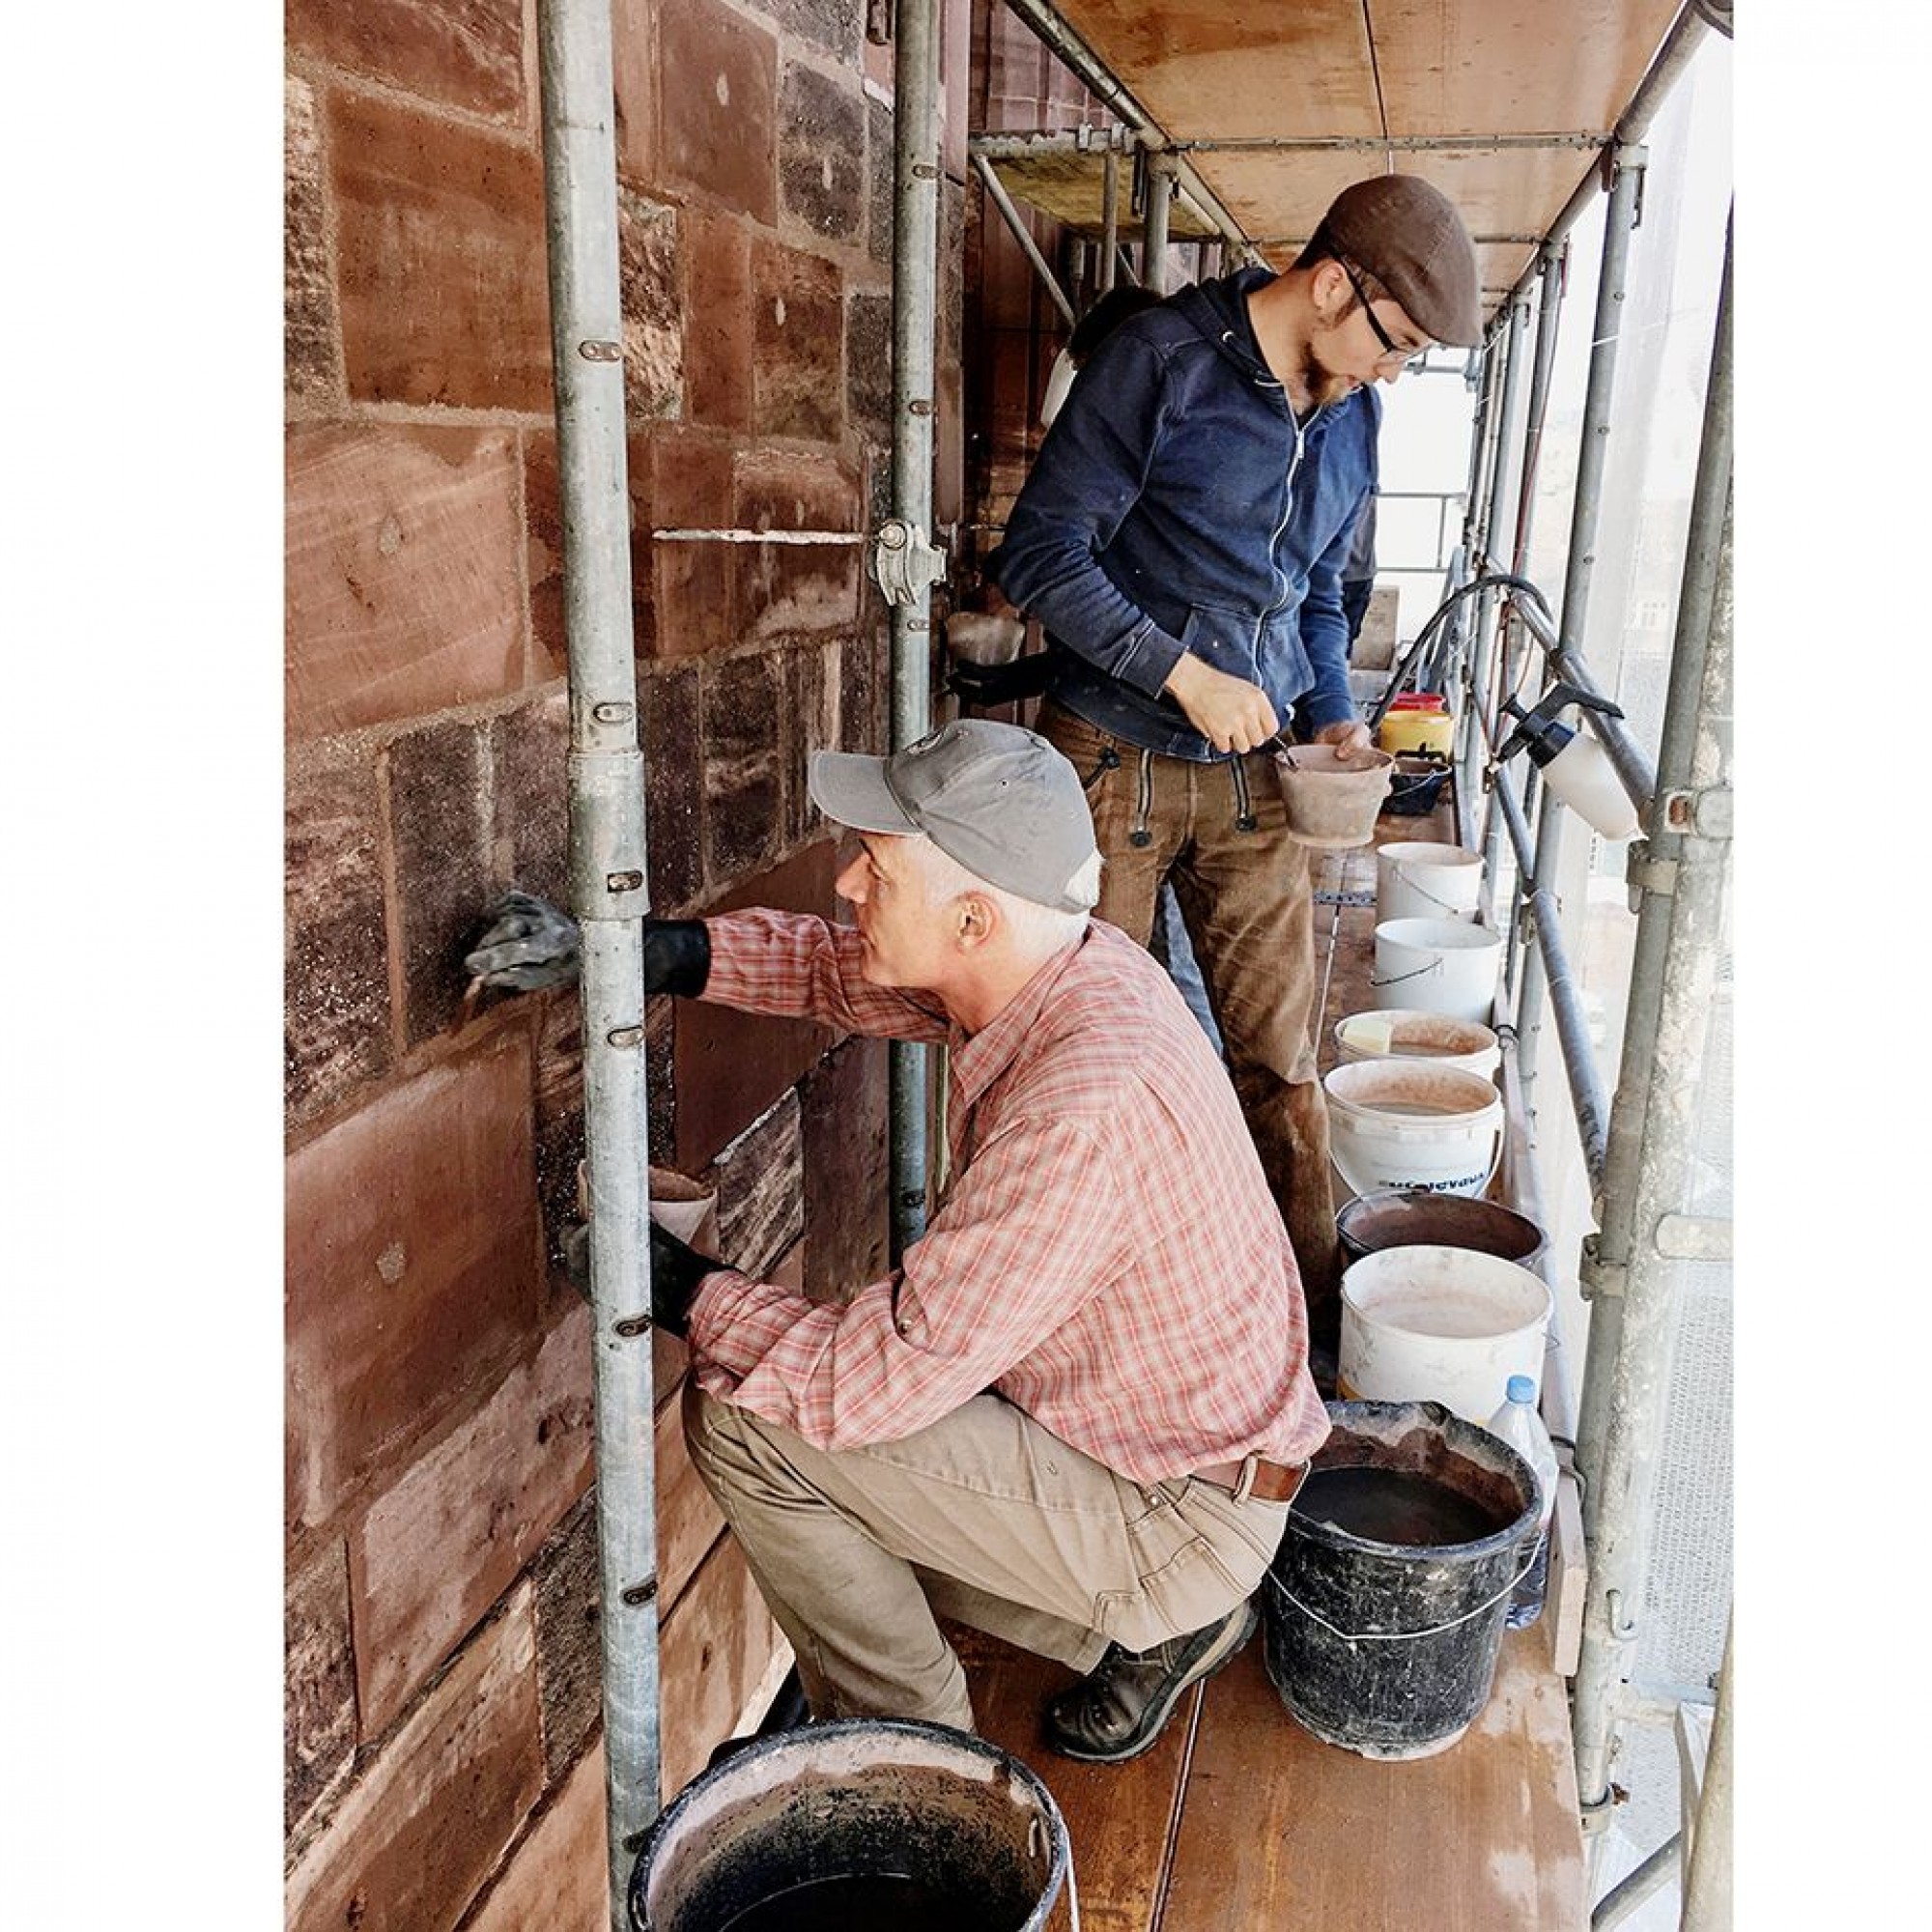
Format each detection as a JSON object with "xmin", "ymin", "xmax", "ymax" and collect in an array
[
  {"xmin": 870, "ymin": 518, "xmax": 949, "ymax": 607},
  {"xmin": 1657, "ymin": 782, "xmax": 1734, "ymax": 840},
  {"xmin": 1577, "ymin": 1232, "xmax": 1627, "ymax": 1302}
]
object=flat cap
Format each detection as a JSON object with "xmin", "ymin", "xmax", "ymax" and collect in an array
[{"xmin": 1323, "ymin": 175, "xmax": 1482, "ymax": 347}]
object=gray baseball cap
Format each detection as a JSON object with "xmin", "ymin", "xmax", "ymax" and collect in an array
[{"xmin": 809, "ymin": 720, "xmax": 1101, "ymax": 913}]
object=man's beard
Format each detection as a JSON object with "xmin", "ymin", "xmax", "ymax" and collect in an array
[{"xmin": 1297, "ymin": 340, "xmax": 1360, "ymax": 410}]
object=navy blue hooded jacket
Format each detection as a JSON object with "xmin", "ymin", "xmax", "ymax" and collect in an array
[{"xmin": 989, "ymin": 267, "xmax": 1378, "ymax": 762}]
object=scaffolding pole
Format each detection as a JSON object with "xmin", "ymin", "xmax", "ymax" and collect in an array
[
  {"xmin": 1142, "ymin": 149, "xmax": 1175, "ymax": 292},
  {"xmin": 533, "ymin": 2, "xmax": 660, "ymax": 1922},
  {"xmin": 885, "ymin": 1, "xmax": 943, "ymax": 1261},
  {"xmin": 1570, "ymin": 213, "xmax": 1733, "ymax": 1861}
]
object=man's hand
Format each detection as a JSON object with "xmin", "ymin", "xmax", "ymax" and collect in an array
[
  {"xmin": 464, "ymin": 891, "xmax": 711, "ymax": 997},
  {"xmin": 647, "ymin": 1220, "xmax": 721, "ymax": 1336},
  {"xmin": 1315, "ymin": 718, "xmax": 1378, "ymax": 763},
  {"xmin": 1164, "ymin": 654, "xmax": 1280, "ymax": 754},
  {"xmin": 467, "ymin": 891, "xmax": 582, "ymax": 991}
]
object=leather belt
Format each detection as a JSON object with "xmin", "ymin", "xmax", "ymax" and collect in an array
[{"xmin": 1193, "ymin": 1455, "xmax": 1311, "ymax": 1506}]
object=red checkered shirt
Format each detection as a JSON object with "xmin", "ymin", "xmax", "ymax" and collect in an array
[{"xmin": 686, "ymin": 911, "xmax": 1330, "ymax": 1484}]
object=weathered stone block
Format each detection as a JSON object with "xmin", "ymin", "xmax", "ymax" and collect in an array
[
  {"xmin": 611, "ymin": 0, "xmax": 659, "ymax": 189},
  {"xmin": 673, "ymin": 841, "xmax": 841, "ymax": 1171},
  {"xmin": 845, "ymin": 286, "xmax": 893, "ymax": 440},
  {"xmin": 285, "ymin": 74, "xmax": 338, "ymax": 405},
  {"xmin": 841, "ymin": 624, "xmax": 889, "ymax": 755},
  {"xmin": 285, "ymin": 1589, "xmax": 543, "ymax": 1932},
  {"xmin": 352, "ymin": 1311, "xmax": 596, "ymax": 1736},
  {"xmin": 658, "ymin": 0, "xmax": 777, "ymax": 226},
  {"xmin": 286, "ymin": 1538, "xmax": 357, "ymax": 1838},
  {"xmin": 702, "ymin": 651, "xmax": 784, "ymax": 883},
  {"xmin": 619, "ymin": 189, "xmax": 684, "ymax": 420},
  {"xmin": 682, "ymin": 207, "xmax": 756, "ymax": 432},
  {"xmin": 801, "ymin": 1034, "xmax": 891, "ymax": 1300},
  {"xmin": 384, "ymin": 719, "xmax": 493, "ymax": 1046},
  {"xmin": 782, "ymin": 639, "xmax": 839, "ymax": 847},
  {"xmin": 532, "ymin": 990, "xmax": 586, "ymax": 1281},
  {"xmin": 730, "ymin": 446, "xmax": 862, "ymax": 644},
  {"xmin": 867, "ymin": 96, "xmax": 894, "ymax": 266},
  {"xmin": 286, "ymin": 1032, "xmax": 540, "ymax": 1531},
  {"xmin": 641, "ymin": 660, "xmax": 704, "ymax": 911},
  {"xmin": 288, "ymin": 0, "xmax": 526, "ymax": 120},
  {"xmin": 329, "ymin": 90, "xmax": 551, "ymax": 411},
  {"xmin": 466, "ymin": 1740, "xmax": 608, "ymax": 1932},
  {"xmin": 531, "ymin": 1491, "xmax": 602, "ymax": 1784},
  {"xmin": 286, "ymin": 424, "xmax": 525, "ymax": 742},
  {"xmin": 708, "ymin": 1091, "xmax": 805, "ymax": 1280},
  {"xmin": 779, "ymin": 63, "xmax": 867, "ymax": 244},
  {"xmin": 522, "ymin": 430, "xmax": 568, "ymax": 685},
  {"xmin": 286, "ymin": 743, "xmax": 391, "ymax": 1127},
  {"xmin": 490, "ymin": 686, "xmax": 569, "ymax": 910},
  {"xmin": 752, "ymin": 240, "xmax": 843, "ymax": 442},
  {"xmin": 646, "ymin": 426, "xmax": 734, "ymax": 659},
  {"xmin": 761, "ymin": 0, "xmax": 862, "ymax": 63}
]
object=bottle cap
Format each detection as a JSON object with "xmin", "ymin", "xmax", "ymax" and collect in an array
[{"xmin": 1506, "ymin": 1374, "xmax": 1536, "ymax": 1403}]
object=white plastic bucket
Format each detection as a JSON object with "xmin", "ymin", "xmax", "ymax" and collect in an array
[
  {"xmin": 1322, "ymin": 1061, "xmax": 1503, "ymax": 1199},
  {"xmin": 1377, "ymin": 841, "xmax": 1483, "ymax": 924},
  {"xmin": 1332, "ymin": 1009, "xmax": 1501, "ymax": 1079},
  {"xmin": 1372, "ymin": 917, "xmax": 1503, "ymax": 1024},
  {"xmin": 1338, "ymin": 1245, "xmax": 1553, "ymax": 1422}
]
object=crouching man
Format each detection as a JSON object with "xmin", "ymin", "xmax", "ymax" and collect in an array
[{"xmin": 469, "ymin": 720, "xmax": 1328, "ymax": 1761}]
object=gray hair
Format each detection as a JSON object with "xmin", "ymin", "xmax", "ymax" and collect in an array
[{"xmin": 912, "ymin": 837, "xmax": 1096, "ymax": 951}]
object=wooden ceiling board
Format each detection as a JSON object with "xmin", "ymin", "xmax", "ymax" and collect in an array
[{"xmin": 987, "ymin": 153, "xmax": 1219, "ymax": 238}]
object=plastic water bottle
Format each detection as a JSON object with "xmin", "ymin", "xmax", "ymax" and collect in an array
[{"xmin": 1486, "ymin": 1374, "xmax": 1558, "ymax": 1629}]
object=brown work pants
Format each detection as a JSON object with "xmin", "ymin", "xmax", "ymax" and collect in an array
[
  {"xmin": 1038, "ymin": 702, "xmax": 1343, "ymax": 1327},
  {"xmin": 684, "ymin": 1383, "xmax": 1290, "ymax": 1732}
]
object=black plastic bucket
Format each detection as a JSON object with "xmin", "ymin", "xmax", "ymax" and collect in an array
[
  {"xmin": 629, "ymin": 1718, "xmax": 1069, "ymax": 1932},
  {"xmin": 1263, "ymin": 1401, "xmax": 1539, "ymax": 1760},
  {"xmin": 1336, "ymin": 1187, "xmax": 1547, "ymax": 1269}
]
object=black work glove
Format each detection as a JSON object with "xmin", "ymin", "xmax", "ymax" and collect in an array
[
  {"xmin": 558, "ymin": 1217, "xmax": 722, "ymax": 1337},
  {"xmin": 464, "ymin": 891, "xmax": 711, "ymax": 998}
]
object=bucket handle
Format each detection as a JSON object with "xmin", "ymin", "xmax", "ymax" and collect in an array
[
  {"xmin": 1369, "ymin": 957, "xmax": 1441, "ymax": 989},
  {"xmin": 1391, "ymin": 869, "xmax": 1472, "ymax": 916},
  {"xmin": 1262, "ymin": 1542, "xmax": 1542, "ymax": 1644}
]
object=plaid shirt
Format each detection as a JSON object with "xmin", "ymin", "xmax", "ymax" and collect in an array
[{"xmin": 687, "ymin": 911, "xmax": 1330, "ymax": 1484}]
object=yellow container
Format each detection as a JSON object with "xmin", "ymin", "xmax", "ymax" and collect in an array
[{"xmin": 1378, "ymin": 706, "xmax": 1455, "ymax": 757}]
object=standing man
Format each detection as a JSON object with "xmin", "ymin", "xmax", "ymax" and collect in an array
[{"xmin": 989, "ymin": 175, "xmax": 1481, "ymax": 1338}]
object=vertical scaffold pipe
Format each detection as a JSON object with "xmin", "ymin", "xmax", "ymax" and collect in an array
[
  {"xmin": 1143, "ymin": 150, "xmax": 1175, "ymax": 294},
  {"xmin": 1570, "ymin": 212, "xmax": 1732, "ymax": 1852},
  {"xmin": 534, "ymin": 3, "xmax": 660, "ymax": 1923},
  {"xmin": 1465, "ymin": 294, "xmax": 1530, "ymax": 823},
  {"xmin": 888, "ymin": 1, "xmax": 941, "ymax": 1260},
  {"xmin": 1513, "ymin": 147, "xmax": 1646, "ymax": 1093}
]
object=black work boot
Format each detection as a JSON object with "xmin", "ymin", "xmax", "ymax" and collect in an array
[{"xmin": 1043, "ymin": 1599, "xmax": 1259, "ymax": 1764}]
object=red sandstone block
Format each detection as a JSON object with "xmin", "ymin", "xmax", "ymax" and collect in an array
[
  {"xmin": 729, "ymin": 446, "xmax": 862, "ymax": 644},
  {"xmin": 778, "ymin": 62, "xmax": 867, "ymax": 245},
  {"xmin": 682, "ymin": 208, "xmax": 756, "ymax": 432},
  {"xmin": 351, "ymin": 1310, "xmax": 596, "ymax": 1736},
  {"xmin": 285, "ymin": 1587, "xmax": 544, "ymax": 1932},
  {"xmin": 763, "ymin": 0, "xmax": 861, "ymax": 63},
  {"xmin": 329, "ymin": 90, "xmax": 551, "ymax": 411},
  {"xmin": 641, "ymin": 660, "xmax": 705, "ymax": 911},
  {"xmin": 701, "ymin": 651, "xmax": 785, "ymax": 883},
  {"xmin": 646, "ymin": 426, "xmax": 735, "ymax": 659},
  {"xmin": 611, "ymin": 0, "xmax": 658, "ymax": 188},
  {"xmin": 620, "ymin": 190, "xmax": 684, "ymax": 420},
  {"xmin": 941, "ymin": 0, "xmax": 973, "ymax": 182},
  {"xmin": 289, "ymin": 0, "xmax": 525, "ymax": 118},
  {"xmin": 659, "ymin": 1533, "xmax": 791, "ymax": 1802},
  {"xmin": 658, "ymin": 0, "xmax": 777, "ymax": 226},
  {"xmin": 782, "ymin": 640, "xmax": 840, "ymax": 847},
  {"xmin": 673, "ymin": 841, "xmax": 841, "ymax": 1170},
  {"xmin": 845, "ymin": 286, "xmax": 893, "ymax": 442},
  {"xmin": 801, "ymin": 1034, "xmax": 891, "ymax": 1300},
  {"xmin": 867, "ymin": 96, "xmax": 894, "ymax": 264},
  {"xmin": 752, "ymin": 240, "xmax": 844, "ymax": 441},
  {"xmin": 466, "ymin": 1740, "xmax": 608, "ymax": 1932},
  {"xmin": 285, "ymin": 424, "xmax": 524, "ymax": 741},
  {"xmin": 286, "ymin": 1031, "xmax": 542, "ymax": 1532}
]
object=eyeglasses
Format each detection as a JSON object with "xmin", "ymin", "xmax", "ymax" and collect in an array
[{"xmin": 1340, "ymin": 261, "xmax": 1429, "ymax": 369}]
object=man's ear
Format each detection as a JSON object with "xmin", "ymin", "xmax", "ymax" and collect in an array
[
  {"xmin": 1313, "ymin": 257, "xmax": 1353, "ymax": 321},
  {"xmin": 954, "ymin": 893, "xmax": 997, "ymax": 949}
]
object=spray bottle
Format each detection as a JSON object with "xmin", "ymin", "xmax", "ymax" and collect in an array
[{"xmin": 1495, "ymin": 682, "xmax": 1641, "ymax": 841}]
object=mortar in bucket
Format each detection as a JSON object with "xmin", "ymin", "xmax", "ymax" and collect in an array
[
  {"xmin": 1338, "ymin": 1243, "xmax": 1553, "ymax": 1421},
  {"xmin": 1336, "ymin": 1188, "xmax": 1547, "ymax": 1270},
  {"xmin": 630, "ymin": 1718, "xmax": 1069, "ymax": 1932},
  {"xmin": 1263, "ymin": 1400, "xmax": 1539, "ymax": 1759},
  {"xmin": 1377, "ymin": 840, "xmax": 1483, "ymax": 924},
  {"xmin": 1332, "ymin": 1009, "xmax": 1501, "ymax": 1079},
  {"xmin": 1270, "ymin": 742, "xmax": 1395, "ymax": 849},
  {"xmin": 1372, "ymin": 916, "xmax": 1503, "ymax": 1024},
  {"xmin": 1322, "ymin": 1060, "xmax": 1503, "ymax": 1199}
]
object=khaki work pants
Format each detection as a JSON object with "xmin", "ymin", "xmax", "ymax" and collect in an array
[
  {"xmin": 1037, "ymin": 702, "xmax": 1343, "ymax": 1324},
  {"xmin": 684, "ymin": 1382, "xmax": 1290, "ymax": 1732}
]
